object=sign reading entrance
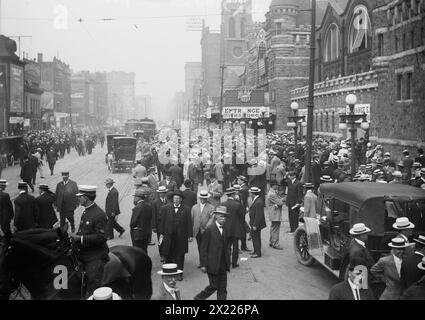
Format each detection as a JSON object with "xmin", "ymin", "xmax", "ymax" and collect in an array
[{"xmin": 223, "ymin": 107, "xmax": 270, "ymax": 119}]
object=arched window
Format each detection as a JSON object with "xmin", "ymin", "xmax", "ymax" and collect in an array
[
  {"xmin": 240, "ymin": 18, "xmax": 246, "ymax": 38},
  {"xmin": 348, "ymin": 6, "xmax": 372, "ymax": 53},
  {"xmin": 324, "ymin": 23, "xmax": 340, "ymax": 62},
  {"xmin": 229, "ymin": 17, "xmax": 236, "ymax": 38}
]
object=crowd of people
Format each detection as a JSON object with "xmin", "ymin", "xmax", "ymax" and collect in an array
[{"xmin": 0, "ymin": 129, "xmax": 424, "ymax": 300}]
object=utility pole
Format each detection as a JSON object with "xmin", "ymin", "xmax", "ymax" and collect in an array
[
  {"xmin": 197, "ymin": 86, "xmax": 202, "ymax": 128},
  {"xmin": 304, "ymin": 0, "xmax": 316, "ymax": 184},
  {"xmin": 144, "ymin": 96, "xmax": 147, "ymax": 118},
  {"xmin": 8, "ymin": 36, "xmax": 32, "ymax": 59},
  {"xmin": 218, "ymin": 65, "xmax": 226, "ymax": 129}
]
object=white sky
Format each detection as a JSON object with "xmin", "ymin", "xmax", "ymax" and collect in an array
[{"xmin": 2, "ymin": 0, "xmax": 270, "ymax": 122}]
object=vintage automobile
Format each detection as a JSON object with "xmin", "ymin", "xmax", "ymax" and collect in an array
[
  {"xmin": 109, "ymin": 137, "xmax": 137, "ymax": 173},
  {"xmin": 294, "ymin": 182, "xmax": 425, "ymax": 280},
  {"xmin": 105, "ymin": 134, "xmax": 126, "ymax": 165}
]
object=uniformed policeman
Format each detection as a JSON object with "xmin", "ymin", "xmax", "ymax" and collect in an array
[{"xmin": 72, "ymin": 185, "xmax": 109, "ymax": 298}]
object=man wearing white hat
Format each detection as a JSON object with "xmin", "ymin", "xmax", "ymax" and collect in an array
[
  {"xmin": 371, "ymin": 237, "xmax": 410, "ymax": 300},
  {"xmin": 73, "ymin": 185, "xmax": 109, "ymax": 298},
  {"xmin": 400, "ymin": 235, "xmax": 425, "ymax": 292},
  {"xmin": 389, "ymin": 171, "xmax": 403, "ymax": 184},
  {"xmin": 191, "ymin": 190, "xmax": 215, "ymax": 268},
  {"xmin": 393, "ymin": 217, "xmax": 414, "ymax": 245},
  {"xmin": 152, "ymin": 186, "xmax": 169, "ymax": 262},
  {"xmin": 151, "ymin": 264, "xmax": 182, "ymax": 300},
  {"xmin": 88, "ymin": 287, "xmax": 121, "ymax": 300},
  {"xmin": 248, "ymin": 187, "xmax": 266, "ymax": 258},
  {"xmin": 348, "ymin": 223, "xmax": 375, "ymax": 270},
  {"xmin": 0, "ymin": 179, "xmax": 13, "ymax": 235}
]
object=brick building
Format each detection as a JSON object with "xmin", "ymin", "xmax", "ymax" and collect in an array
[{"xmin": 24, "ymin": 58, "xmax": 43, "ymax": 130}]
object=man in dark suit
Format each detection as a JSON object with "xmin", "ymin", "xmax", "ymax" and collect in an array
[
  {"xmin": 13, "ymin": 182, "xmax": 38, "ymax": 231},
  {"xmin": 55, "ymin": 172, "xmax": 79, "ymax": 232},
  {"xmin": 400, "ymin": 235, "xmax": 425, "ymax": 293},
  {"xmin": 0, "ymin": 179, "xmax": 14, "ymax": 235},
  {"xmin": 169, "ymin": 163, "xmax": 184, "ymax": 190},
  {"xmin": 46, "ymin": 147, "xmax": 57, "ymax": 176},
  {"xmin": 130, "ymin": 189, "xmax": 152, "ymax": 254},
  {"xmin": 20, "ymin": 156, "xmax": 34, "ymax": 193},
  {"xmin": 237, "ymin": 176, "xmax": 250, "ymax": 251},
  {"xmin": 248, "ymin": 187, "xmax": 266, "ymax": 258},
  {"xmin": 104, "ymin": 178, "xmax": 125, "ymax": 240},
  {"xmin": 348, "ymin": 223, "xmax": 375, "ymax": 269},
  {"xmin": 311, "ymin": 154, "xmax": 322, "ymax": 193},
  {"xmin": 194, "ymin": 206, "xmax": 231, "ymax": 300},
  {"xmin": 152, "ymin": 186, "xmax": 169, "ymax": 261},
  {"xmin": 400, "ymin": 258, "xmax": 425, "ymax": 300},
  {"xmin": 159, "ymin": 190, "xmax": 193, "ymax": 280},
  {"xmin": 182, "ymin": 179, "xmax": 197, "ymax": 210},
  {"xmin": 159, "ymin": 170, "xmax": 178, "ymax": 200},
  {"xmin": 329, "ymin": 258, "xmax": 375, "ymax": 300},
  {"xmin": 35, "ymin": 184, "xmax": 57, "ymax": 229},
  {"xmin": 72, "ymin": 185, "xmax": 109, "ymax": 298},
  {"xmin": 286, "ymin": 171, "xmax": 303, "ymax": 234},
  {"xmin": 221, "ymin": 187, "xmax": 245, "ymax": 268}
]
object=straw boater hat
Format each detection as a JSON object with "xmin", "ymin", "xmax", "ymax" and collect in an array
[
  {"xmin": 304, "ymin": 183, "xmax": 315, "ymax": 189},
  {"xmin": 393, "ymin": 217, "xmax": 415, "ymax": 230},
  {"xmin": 238, "ymin": 175, "xmax": 248, "ymax": 182},
  {"xmin": 233, "ymin": 184, "xmax": 241, "ymax": 191},
  {"xmin": 388, "ymin": 237, "xmax": 410, "ymax": 249},
  {"xmin": 76, "ymin": 185, "xmax": 97, "ymax": 197},
  {"xmin": 349, "ymin": 223, "xmax": 371, "ymax": 235},
  {"xmin": 413, "ymin": 235, "xmax": 425, "ymax": 246},
  {"xmin": 320, "ymin": 175, "xmax": 333, "ymax": 182},
  {"xmin": 248, "ymin": 187, "xmax": 261, "ymax": 194},
  {"xmin": 157, "ymin": 186, "xmax": 167, "ymax": 193},
  {"xmin": 87, "ymin": 287, "xmax": 121, "ymax": 300},
  {"xmin": 214, "ymin": 206, "xmax": 230, "ymax": 215},
  {"xmin": 393, "ymin": 171, "xmax": 402, "ymax": 177},
  {"xmin": 157, "ymin": 263, "xmax": 183, "ymax": 276},
  {"xmin": 418, "ymin": 257, "xmax": 425, "ymax": 271},
  {"xmin": 0, "ymin": 179, "xmax": 8, "ymax": 187},
  {"xmin": 198, "ymin": 190, "xmax": 210, "ymax": 199},
  {"xmin": 225, "ymin": 187, "xmax": 236, "ymax": 195},
  {"xmin": 421, "ymin": 168, "xmax": 425, "ymax": 175}
]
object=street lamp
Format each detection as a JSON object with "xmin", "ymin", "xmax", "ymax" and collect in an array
[
  {"xmin": 339, "ymin": 93, "xmax": 368, "ymax": 179},
  {"xmin": 288, "ymin": 102, "xmax": 305, "ymax": 155}
]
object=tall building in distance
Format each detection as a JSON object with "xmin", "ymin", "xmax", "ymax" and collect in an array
[
  {"xmin": 184, "ymin": 62, "xmax": 201, "ymax": 127},
  {"xmin": 135, "ymin": 94, "xmax": 152, "ymax": 119},
  {"xmin": 106, "ymin": 71, "xmax": 135, "ymax": 125}
]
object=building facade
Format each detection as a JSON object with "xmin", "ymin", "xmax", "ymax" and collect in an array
[
  {"xmin": 24, "ymin": 58, "xmax": 43, "ymax": 130},
  {"xmin": 106, "ymin": 71, "xmax": 135, "ymax": 125}
]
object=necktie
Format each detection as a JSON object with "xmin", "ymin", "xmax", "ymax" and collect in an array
[
  {"xmin": 174, "ymin": 288, "xmax": 181, "ymax": 300},
  {"xmin": 355, "ymin": 289, "xmax": 360, "ymax": 301}
]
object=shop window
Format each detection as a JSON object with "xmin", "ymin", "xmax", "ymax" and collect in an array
[
  {"xmin": 396, "ymin": 73, "xmax": 403, "ymax": 100},
  {"xmin": 411, "ymin": 30, "xmax": 415, "ymax": 49},
  {"xmin": 406, "ymin": 72, "xmax": 412, "ymax": 100},
  {"xmin": 378, "ymin": 33, "xmax": 384, "ymax": 56}
]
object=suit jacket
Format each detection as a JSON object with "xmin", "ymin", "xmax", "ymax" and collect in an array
[
  {"xmin": 151, "ymin": 283, "xmax": 181, "ymax": 300},
  {"xmin": 191, "ymin": 202, "xmax": 215, "ymax": 238},
  {"xmin": 76, "ymin": 203, "xmax": 109, "ymax": 262},
  {"xmin": 311, "ymin": 161, "xmax": 322, "ymax": 186},
  {"xmin": 20, "ymin": 161, "xmax": 33, "ymax": 180},
  {"xmin": 370, "ymin": 254, "xmax": 402, "ymax": 300},
  {"xmin": 303, "ymin": 191, "xmax": 318, "ymax": 218},
  {"xmin": 105, "ymin": 187, "xmax": 120, "ymax": 218},
  {"xmin": 348, "ymin": 239, "xmax": 375, "ymax": 269},
  {"xmin": 14, "ymin": 192, "xmax": 38, "ymax": 231},
  {"xmin": 400, "ymin": 251, "xmax": 425, "ymax": 292},
  {"xmin": 400, "ymin": 276, "xmax": 425, "ymax": 300},
  {"xmin": 207, "ymin": 180, "xmax": 223, "ymax": 208},
  {"xmin": 55, "ymin": 180, "xmax": 79, "ymax": 212},
  {"xmin": 238, "ymin": 184, "xmax": 249, "ymax": 209},
  {"xmin": 170, "ymin": 165, "xmax": 184, "ymax": 188},
  {"xmin": 266, "ymin": 189, "xmax": 284, "ymax": 222},
  {"xmin": 152, "ymin": 196, "xmax": 169, "ymax": 232},
  {"xmin": 159, "ymin": 179, "xmax": 178, "ymax": 193},
  {"xmin": 221, "ymin": 198, "xmax": 245, "ymax": 238},
  {"xmin": 200, "ymin": 222, "xmax": 230, "ymax": 275},
  {"xmin": 328, "ymin": 280, "xmax": 375, "ymax": 300},
  {"xmin": 46, "ymin": 150, "xmax": 57, "ymax": 164},
  {"xmin": 159, "ymin": 203, "xmax": 193, "ymax": 256},
  {"xmin": 0, "ymin": 191, "xmax": 14, "ymax": 231},
  {"xmin": 182, "ymin": 189, "xmax": 197, "ymax": 210},
  {"xmin": 249, "ymin": 196, "xmax": 266, "ymax": 230},
  {"xmin": 35, "ymin": 192, "xmax": 58, "ymax": 229},
  {"xmin": 130, "ymin": 201, "xmax": 152, "ymax": 241},
  {"xmin": 286, "ymin": 179, "xmax": 303, "ymax": 208}
]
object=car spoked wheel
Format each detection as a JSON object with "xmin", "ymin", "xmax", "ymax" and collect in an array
[{"xmin": 294, "ymin": 227, "xmax": 314, "ymax": 266}]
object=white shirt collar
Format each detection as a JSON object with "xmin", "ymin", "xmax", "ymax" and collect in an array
[
  {"xmin": 347, "ymin": 278, "xmax": 361, "ymax": 300},
  {"xmin": 253, "ymin": 195, "xmax": 259, "ymax": 202},
  {"xmin": 163, "ymin": 283, "xmax": 177, "ymax": 300},
  {"xmin": 63, "ymin": 180, "xmax": 69, "ymax": 185},
  {"xmin": 354, "ymin": 238, "xmax": 365, "ymax": 248},
  {"xmin": 108, "ymin": 186, "xmax": 114, "ymax": 192},
  {"xmin": 215, "ymin": 221, "xmax": 223, "ymax": 235},
  {"xmin": 19, "ymin": 190, "xmax": 26, "ymax": 194},
  {"xmin": 393, "ymin": 254, "xmax": 402, "ymax": 276}
]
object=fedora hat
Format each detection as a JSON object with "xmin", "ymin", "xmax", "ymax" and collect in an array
[
  {"xmin": 198, "ymin": 190, "xmax": 210, "ymax": 199},
  {"xmin": 388, "ymin": 237, "xmax": 410, "ymax": 249},
  {"xmin": 393, "ymin": 217, "xmax": 415, "ymax": 230},
  {"xmin": 413, "ymin": 235, "xmax": 425, "ymax": 246},
  {"xmin": 418, "ymin": 257, "xmax": 425, "ymax": 271},
  {"xmin": 248, "ymin": 187, "xmax": 261, "ymax": 194},
  {"xmin": 157, "ymin": 263, "xmax": 183, "ymax": 276},
  {"xmin": 320, "ymin": 175, "xmax": 333, "ymax": 182},
  {"xmin": 349, "ymin": 223, "xmax": 371, "ymax": 235},
  {"xmin": 76, "ymin": 185, "xmax": 97, "ymax": 197},
  {"xmin": 87, "ymin": 287, "xmax": 121, "ymax": 300},
  {"xmin": 157, "ymin": 186, "xmax": 168, "ymax": 193},
  {"xmin": 171, "ymin": 190, "xmax": 185, "ymax": 199},
  {"xmin": 105, "ymin": 178, "xmax": 115, "ymax": 185},
  {"xmin": 214, "ymin": 206, "xmax": 229, "ymax": 215}
]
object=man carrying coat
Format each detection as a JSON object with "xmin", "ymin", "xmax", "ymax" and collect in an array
[
  {"xmin": 35, "ymin": 184, "xmax": 57, "ymax": 229},
  {"xmin": 159, "ymin": 190, "xmax": 193, "ymax": 280},
  {"xmin": 221, "ymin": 187, "xmax": 245, "ymax": 268},
  {"xmin": 130, "ymin": 189, "xmax": 152, "ymax": 254},
  {"xmin": 248, "ymin": 187, "xmax": 266, "ymax": 258},
  {"xmin": 0, "ymin": 179, "xmax": 14, "ymax": 235},
  {"xmin": 104, "ymin": 178, "xmax": 125, "ymax": 240},
  {"xmin": 55, "ymin": 172, "xmax": 79, "ymax": 232},
  {"xmin": 194, "ymin": 206, "xmax": 231, "ymax": 300}
]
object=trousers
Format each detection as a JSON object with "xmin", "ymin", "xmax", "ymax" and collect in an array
[
  {"xmin": 288, "ymin": 207, "xmax": 300, "ymax": 232},
  {"xmin": 196, "ymin": 232, "xmax": 204, "ymax": 265},
  {"xmin": 106, "ymin": 215, "xmax": 124, "ymax": 239},
  {"xmin": 226, "ymin": 236, "xmax": 239, "ymax": 266},
  {"xmin": 60, "ymin": 210, "xmax": 75, "ymax": 229},
  {"xmin": 132, "ymin": 239, "xmax": 148, "ymax": 254},
  {"xmin": 48, "ymin": 162, "xmax": 55, "ymax": 175},
  {"xmin": 269, "ymin": 221, "xmax": 281, "ymax": 247},
  {"xmin": 194, "ymin": 271, "xmax": 227, "ymax": 300},
  {"xmin": 251, "ymin": 229, "xmax": 262, "ymax": 256}
]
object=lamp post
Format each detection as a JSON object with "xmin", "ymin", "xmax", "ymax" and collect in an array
[
  {"xmin": 339, "ymin": 94, "xmax": 368, "ymax": 179},
  {"xmin": 287, "ymin": 102, "xmax": 305, "ymax": 156}
]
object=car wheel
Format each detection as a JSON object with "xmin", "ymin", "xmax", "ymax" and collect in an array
[{"xmin": 293, "ymin": 226, "xmax": 315, "ymax": 266}]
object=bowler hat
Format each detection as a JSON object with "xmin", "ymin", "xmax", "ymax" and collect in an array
[
  {"xmin": 18, "ymin": 182, "xmax": 28, "ymax": 189},
  {"xmin": 61, "ymin": 172, "xmax": 70, "ymax": 176}
]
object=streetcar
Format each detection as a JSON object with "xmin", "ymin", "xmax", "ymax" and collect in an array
[{"xmin": 124, "ymin": 118, "xmax": 156, "ymax": 142}]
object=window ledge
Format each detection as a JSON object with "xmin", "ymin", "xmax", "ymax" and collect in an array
[{"xmin": 396, "ymin": 99, "xmax": 413, "ymax": 103}]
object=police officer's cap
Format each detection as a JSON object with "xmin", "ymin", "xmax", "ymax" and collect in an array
[{"xmin": 76, "ymin": 185, "xmax": 97, "ymax": 197}]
